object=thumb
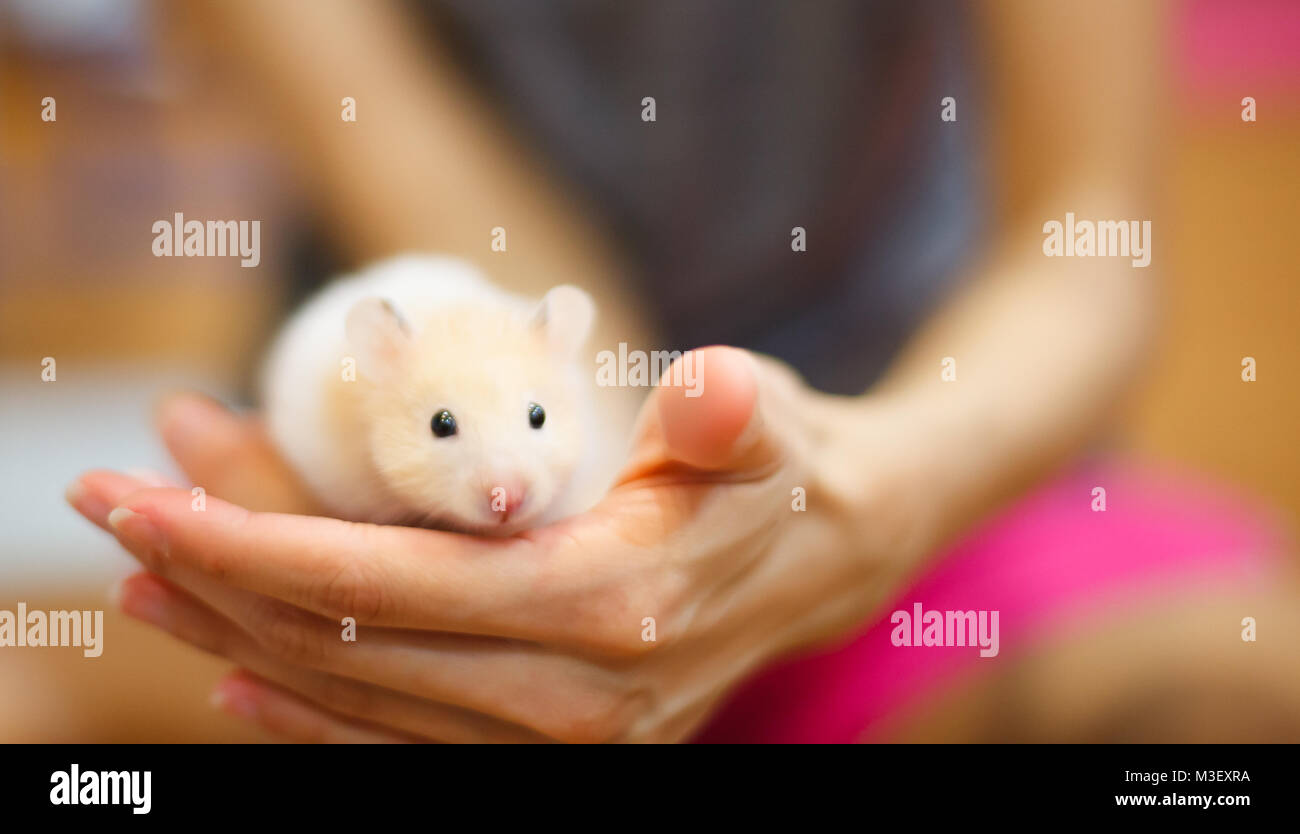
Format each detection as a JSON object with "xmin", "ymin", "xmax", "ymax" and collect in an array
[
  {"xmin": 630, "ymin": 346, "xmax": 783, "ymax": 476},
  {"xmin": 155, "ymin": 393, "xmax": 320, "ymax": 514}
]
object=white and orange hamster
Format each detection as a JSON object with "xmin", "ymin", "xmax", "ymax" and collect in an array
[{"xmin": 261, "ymin": 254, "xmax": 620, "ymax": 534}]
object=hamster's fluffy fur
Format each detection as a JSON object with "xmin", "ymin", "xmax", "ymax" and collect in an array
[{"xmin": 261, "ymin": 255, "xmax": 615, "ymax": 533}]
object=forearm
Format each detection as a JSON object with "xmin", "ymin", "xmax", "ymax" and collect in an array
[
  {"xmin": 177, "ymin": 0, "xmax": 653, "ymax": 350},
  {"xmin": 833, "ymin": 0, "xmax": 1166, "ymax": 564},
  {"xmin": 865, "ymin": 195, "xmax": 1158, "ymax": 560}
]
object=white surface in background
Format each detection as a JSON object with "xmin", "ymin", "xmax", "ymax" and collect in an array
[{"xmin": 0, "ymin": 362, "xmax": 235, "ymax": 594}]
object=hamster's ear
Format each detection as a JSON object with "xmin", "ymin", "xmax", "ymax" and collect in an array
[
  {"xmin": 345, "ymin": 297, "xmax": 410, "ymax": 376},
  {"xmin": 532, "ymin": 285, "xmax": 595, "ymax": 357}
]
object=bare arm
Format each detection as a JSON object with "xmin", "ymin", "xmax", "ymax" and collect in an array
[
  {"xmin": 177, "ymin": 0, "xmax": 654, "ymax": 352},
  {"xmin": 849, "ymin": 0, "xmax": 1166, "ymax": 556}
]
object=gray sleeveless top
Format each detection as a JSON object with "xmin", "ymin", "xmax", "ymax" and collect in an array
[{"xmin": 413, "ymin": 0, "xmax": 983, "ymax": 393}]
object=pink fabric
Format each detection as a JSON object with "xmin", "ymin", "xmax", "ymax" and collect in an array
[
  {"xmin": 1177, "ymin": 0, "xmax": 1300, "ymax": 102},
  {"xmin": 692, "ymin": 461, "xmax": 1288, "ymax": 743}
]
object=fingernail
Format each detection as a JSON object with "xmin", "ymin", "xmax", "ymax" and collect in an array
[
  {"xmin": 65, "ymin": 480, "xmax": 111, "ymax": 523},
  {"xmin": 117, "ymin": 581, "xmax": 171, "ymax": 628},
  {"xmin": 211, "ymin": 686, "xmax": 258, "ymax": 720},
  {"xmin": 108, "ymin": 507, "xmax": 168, "ymax": 566}
]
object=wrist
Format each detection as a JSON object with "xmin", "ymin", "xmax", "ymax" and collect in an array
[{"xmin": 813, "ymin": 392, "xmax": 941, "ymax": 575}]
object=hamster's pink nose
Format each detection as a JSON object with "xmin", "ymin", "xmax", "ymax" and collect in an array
[{"xmin": 487, "ymin": 481, "xmax": 527, "ymax": 522}]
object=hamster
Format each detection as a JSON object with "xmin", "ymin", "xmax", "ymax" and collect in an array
[{"xmin": 261, "ymin": 254, "xmax": 619, "ymax": 535}]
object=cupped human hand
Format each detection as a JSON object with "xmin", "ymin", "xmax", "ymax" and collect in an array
[{"xmin": 68, "ymin": 346, "xmax": 919, "ymax": 742}]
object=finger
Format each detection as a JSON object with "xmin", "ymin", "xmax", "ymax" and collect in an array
[
  {"xmin": 136, "ymin": 565, "xmax": 645, "ymax": 743},
  {"xmin": 67, "ymin": 469, "xmax": 152, "ymax": 532},
  {"xmin": 621, "ymin": 346, "xmax": 785, "ymax": 479},
  {"xmin": 97, "ymin": 481, "xmax": 657, "ymax": 651},
  {"xmin": 77, "ymin": 472, "xmax": 660, "ymax": 653},
  {"xmin": 117, "ymin": 573, "xmax": 547, "ymax": 743},
  {"xmin": 212, "ymin": 671, "xmax": 413, "ymax": 743},
  {"xmin": 155, "ymin": 392, "xmax": 320, "ymax": 514},
  {"xmin": 102, "ymin": 486, "xmax": 527, "ymax": 629}
]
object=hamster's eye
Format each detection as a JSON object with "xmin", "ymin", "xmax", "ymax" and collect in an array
[
  {"xmin": 528, "ymin": 402, "xmax": 545, "ymax": 429},
  {"xmin": 431, "ymin": 409, "xmax": 458, "ymax": 438}
]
